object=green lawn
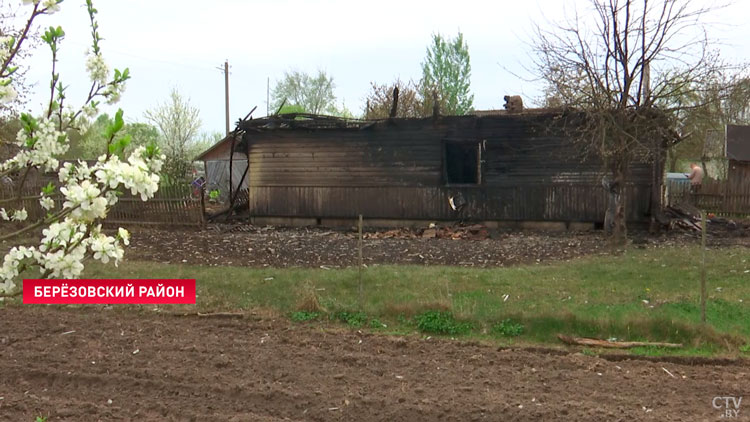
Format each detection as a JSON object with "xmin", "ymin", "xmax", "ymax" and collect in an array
[{"xmin": 72, "ymin": 244, "xmax": 750, "ymax": 356}]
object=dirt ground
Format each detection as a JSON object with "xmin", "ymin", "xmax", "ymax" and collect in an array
[
  {"xmin": 124, "ymin": 224, "xmax": 749, "ymax": 268},
  {"xmin": 1, "ymin": 306, "xmax": 747, "ymax": 421}
]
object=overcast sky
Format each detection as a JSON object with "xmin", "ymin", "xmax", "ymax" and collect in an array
[{"xmin": 16, "ymin": 0, "xmax": 750, "ymax": 135}]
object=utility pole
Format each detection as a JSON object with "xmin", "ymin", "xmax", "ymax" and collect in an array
[
  {"xmin": 266, "ymin": 77, "xmax": 270, "ymax": 116},
  {"xmin": 224, "ymin": 60, "xmax": 230, "ymax": 135}
]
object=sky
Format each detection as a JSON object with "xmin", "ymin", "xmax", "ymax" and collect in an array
[{"xmin": 14, "ymin": 0, "xmax": 750, "ymax": 135}]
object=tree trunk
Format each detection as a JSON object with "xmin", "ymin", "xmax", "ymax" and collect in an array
[
  {"xmin": 612, "ymin": 185, "xmax": 627, "ymax": 244},
  {"xmin": 610, "ymin": 158, "xmax": 628, "ymax": 246},
  {"xmin": 700, "ymin": 160, "xmax": 709, "ymax": 180},
  {"xmin": 668, "ymin": 149, "xmax": 678, "ymax": 172}
]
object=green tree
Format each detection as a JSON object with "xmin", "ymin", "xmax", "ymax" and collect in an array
[
  {"xmin": 271, "ymin": 70, "xmax": 336, "ymax": 115},
  {"xmin": 145, "ymin": 88, "xmax": 202, "ymax": 182},
  {"xmin": 665, "ymin": 74, "xmax": 750, "ymax": 174},
  {"xmin": 190, "ymin": 131, "xmax": 223, "ymax": 159},
  {"xmin": 332, "ymin": 100, "xmax": 356, "ymax": 119},
  {"xmin": 75, "ymin": 114, "xmax": 159, "ymax": 159},
  {"xmin": 277, "ymin": 104, "xmax": 306, "ymax": 114},
  {"xmin": 420, "ymin": 32, "xmax": 473, "ymax": 116}
]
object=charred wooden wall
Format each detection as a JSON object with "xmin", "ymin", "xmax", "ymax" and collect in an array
[
  {"xmin": 729, "ymin": 160, "xmax": 750, "ymax": 186},
  {"xmin": 245, "ymin": 114, "xmax": 653, "ymax": 222}
]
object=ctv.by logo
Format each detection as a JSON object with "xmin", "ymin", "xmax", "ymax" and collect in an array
[{"xmin": 713, "ymin": 396, "xmax": 742, "ymax": 419}]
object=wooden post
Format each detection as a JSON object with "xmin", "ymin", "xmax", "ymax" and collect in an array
[
  {"xmin": 701, "ymin": 211, "xmax": 707, "ymax": 323},
  {"xmin": 357, "ymin": 214, "xmax": 364, "ymax": 311},
  {"xmin": 389, "ymin": 87, "xmax": 399, "ymax": 118},
  {"xmin": 200, "ymin": 182, "xmax": 206, "ymax": 227},
  {"xmin": 224, "ymin": 60, "xmax": 230, "ymax": 136}
]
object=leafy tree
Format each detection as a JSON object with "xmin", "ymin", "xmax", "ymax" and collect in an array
[
  {"xmin": 532, "ymin": 0, "xmax": 742, "ymax": 243},
  {"xmin": 76, "ymin": 114, "xmax": 159, "ymax": 159},
  {"xmin": 420, "ymin": 32, "xmax": 473, "ymax": 116},
  {"xmin": 190, "ymin": 131, "xmax": 222, "ymax": 159},
  {"xmin": 364, "ymin": 79, "xmax": 427, "ymax": 119},
  {"xmin": 271, "ymin": 70, "xmax": 336, "ymax": 115},
  {"xmin": 665, "ymin": 74, "xmax": 750, "ymax": 173},
  {"xmin": 332, "ymin": 100, "xmax": 356, "ymax": 119},
  {"xmin": 144, "ymin": 88, "xmax": 201, "ymax": 182},
  {"xmin": 277, "ymin": 104, "xmax": 306, "ymax": 114}
]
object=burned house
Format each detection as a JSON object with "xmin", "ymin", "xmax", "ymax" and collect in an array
[
  {"xmin": 210, "ymin": 111, "xmax": 657, "ymax": 228},
  {"xmin": 726, "ymin": 124, "xmax": 750, "ymax": 185},
  {"xmin": 196, "ymin": 135, "xmax": 248, "ymax": 202}
]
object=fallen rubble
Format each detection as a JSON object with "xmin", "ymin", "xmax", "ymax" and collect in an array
[
  {"xmin": 663, "ymin": 203, "xmax": 750, "ymax": 236},
  {"xmin": 363, "ymin": 223, "xmax": 490, "ymax": 241}
]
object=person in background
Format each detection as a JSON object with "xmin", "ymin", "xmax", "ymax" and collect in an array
[
  {"xmin": 685, "ymin": 163, "xmax": 704, "ymax": 206},
  {"xmin": 686, "ymin": 163, "xmax": 704, "ymax": 191}
]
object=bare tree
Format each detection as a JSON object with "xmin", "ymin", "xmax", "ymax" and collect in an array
[
  {"xmin": 533, "ymin": 0, "xmax": 742, "ymax": 243},
  {"xmin": 364, "ymin": 79, "xmax": 427, "ymax": 119}
]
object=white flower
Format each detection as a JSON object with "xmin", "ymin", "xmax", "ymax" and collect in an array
[
  {"xmin": 0, "ymin": 246, "xmax": 36, "ymax": 285},
  {"xmin": 58, "ymin": 162, "xmax": 73, "ymax": 183},
  {"xmin": 0, "ymin": 278, "xmax": 16, "ymax": 296},
  {"xmin": 40, "ymin": 196, "xmax": 55, "ymax": 210},
  {"xmin": 42, "ymin": 0, "xmax": 60, "ymax": 13},
  {"xmin": 83, "ymin": 104, "xmax": 98, "ymax": 119},
  {"xmin": 11, "ymin": 209, "xmax": 28, "ymax": 222},
  {"xmin": 61, "ymin": 180, "xmax": 108, "ymax": 221},
  {"xmin": 0, "ymin": 82, "xmax": 17, "ymax": 104},
  {"xmin": 104, "ymin": 83, "xmax": 125, "ymax": 105},
  {"xmin": 118, "ymin": 227, "xmax": 130, "ymax": 246},
  {"xmin": 85, "ymin": 53, "xmax": 109, "ymax": 85},
  {"xmin": 0, "ymin": 37, "xmax": 13, "ymax": 63},
  {"xmin": 40, "ymin": 245, "xmax": 86, "ymax": 278},
  {"xmin": 0, "ymin": 208, "xmax": 8, "ymax": 221},
  {"xmin": 5, "ymin": 117, "xmax": 68, "ymax": 173},
  {"xmin": 90, "ymin": 233, "xmax": 124, "ymax": 265}
]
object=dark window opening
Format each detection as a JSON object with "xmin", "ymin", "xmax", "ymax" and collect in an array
[{"xmin": 445, "ymin": 142, "xmax": 480, "ymax": 184}]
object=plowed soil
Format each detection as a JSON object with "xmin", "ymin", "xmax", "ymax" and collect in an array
[{"xmin": 1, "ymin": 307, "xmax": 747, "ymax": 421}]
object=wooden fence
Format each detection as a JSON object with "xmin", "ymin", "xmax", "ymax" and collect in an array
[
  {"xmin": 668, "ymin": 178, "xmax": 750, "ymax": 216},
  {"xmin": 0, "ymin": 183, "xmax": 204, "ymax": 226},
  {"xmin": 0, "ymin": 181, "xmax": 61, "ymax": 222},
  {"xmin": 107, "ymin": 184, "xmax": 204, "ymax": 226}
]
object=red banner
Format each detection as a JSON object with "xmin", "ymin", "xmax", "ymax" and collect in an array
[{"xmin": 23, "ymin": 279, "xmax": 196, "ymax": 304}]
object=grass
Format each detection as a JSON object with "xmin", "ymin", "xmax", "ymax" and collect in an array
[{"xmin": 71, "ymin": 244, "xmax": 750, "ymax": 355}]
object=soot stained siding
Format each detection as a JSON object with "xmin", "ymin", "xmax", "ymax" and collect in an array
[{"xmin": 242, "ymin": 114, "xmax": 654, "ymax": 223}]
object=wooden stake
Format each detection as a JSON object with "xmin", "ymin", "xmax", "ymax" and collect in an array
[
  {"xmin": 701, "ymin": 210, "xmax": 707, "ymax": 323},
  {"xmin": 557, "ymin": 334, "xmax": 682, "ymax": 349},
  {"xmin": 200, "ymin": 182, "xmax": 206, "ymax": 228},
  {"xmin": 357, "ymin": 214, "xmax": 364, "ymax": 310}
]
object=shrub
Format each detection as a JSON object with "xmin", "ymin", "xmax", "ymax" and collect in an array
[
  {"xmin": 332, "ymin": 311, "xmax": 368, "ymax": 327},
  {"xmin": 415, "ymin": 310, "xmax": 472, "ymax": 335},
  {"xmin": 290, "ymin": 311, "xmax": 320, "ymax": 322},
  {"xmin": 491, "ymin": 319, "xmax": 524, "ymax": 337}
]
